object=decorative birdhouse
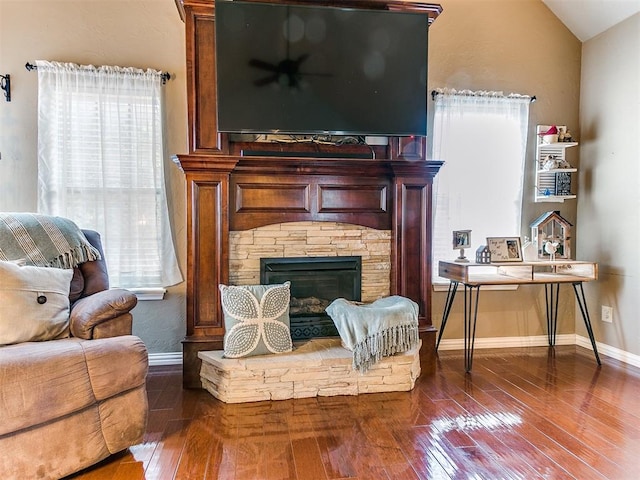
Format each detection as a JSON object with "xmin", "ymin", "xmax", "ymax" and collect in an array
[
  {"xmin": 475, "ymin": 245, "xmax": 491, "ymax": 264},
  {"xmin": 530, "ymin": 211, "xmax": 572, "ymax": 260}
]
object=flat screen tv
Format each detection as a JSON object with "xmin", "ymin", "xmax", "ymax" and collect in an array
[{"xmin": 215, "ymin": 0, "xmax": 429, "ymax": 137}]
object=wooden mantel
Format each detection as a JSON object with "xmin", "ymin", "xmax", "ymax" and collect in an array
[{"xmin": 174, "ymin": 0, "xmax": 442, "ymax": 388}]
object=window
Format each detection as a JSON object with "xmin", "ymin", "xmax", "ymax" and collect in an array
[
  {"xmin": 431, "ymin": 89, "xmax": 531, "ymax": 282},
  {"xmin": 36, "ymin": 61, "xmax": 182, "ymax": 289}
]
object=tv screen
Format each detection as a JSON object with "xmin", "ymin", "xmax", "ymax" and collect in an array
[{"xmin": 215, "ymin": 0, "xmax": 429, "ymax": 137}]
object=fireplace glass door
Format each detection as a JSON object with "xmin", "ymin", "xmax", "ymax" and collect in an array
[{"xmin": 260, "ymin": 256, "xmax": 362, "ymax": 340}]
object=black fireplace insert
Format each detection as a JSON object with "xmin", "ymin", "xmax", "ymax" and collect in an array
[{"xmin": 260, "ymin": 256, "xmax": 362, "ymax": 340}]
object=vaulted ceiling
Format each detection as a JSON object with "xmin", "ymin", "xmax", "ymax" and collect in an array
[{"xmin": 542, "ymin": 0, "xmax": 640, "ymax": 42}]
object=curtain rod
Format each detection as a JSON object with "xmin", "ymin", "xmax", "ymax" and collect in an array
[
  {"xmin": 25, "ymin": 62, "xmax": 171, "ymax": 85},
  {"xmin": 431, "ymin": 89, "xmax": 536, "ymax": 103}
]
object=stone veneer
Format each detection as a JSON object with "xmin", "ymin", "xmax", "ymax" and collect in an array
[
  {"xmin": 199, "ymin": 338, "xmax": 421, "ymax": 403},
  {"xmin": 229, "ymin": 221, "xmax": 391, "ymax": 302},
  {"xmin": 208, "ymin": 222, "xmax": 401, "ymax": 403}
]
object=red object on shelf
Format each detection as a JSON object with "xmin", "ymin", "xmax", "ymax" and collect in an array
[{"xmin": 539, "ymin": 125, "xmax": 558, "ymax": 135}]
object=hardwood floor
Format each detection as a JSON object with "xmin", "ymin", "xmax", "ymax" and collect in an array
[{"xmin": 68, "ymin": 346, "xmax": 640, "ymax": 480}]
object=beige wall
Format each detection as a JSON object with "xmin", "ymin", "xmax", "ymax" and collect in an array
[
  {"xmin": 429, "ymin": 0, "xmax": 582, "ymax": 342},
  {"xmin": 0, "ymin": 0, "xmax": 588, "ymax": 353},
  {"xmin": 577, "ymin": 13, "xmax": 640, "ymax": 356},
  {"xmin": 0, "ymin": 0, "xmax": 188, "ymax": 353}
]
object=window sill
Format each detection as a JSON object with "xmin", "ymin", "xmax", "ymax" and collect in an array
[{"xmin": 128, "ymin": 287, "xmax": 167, "ymax": 301}]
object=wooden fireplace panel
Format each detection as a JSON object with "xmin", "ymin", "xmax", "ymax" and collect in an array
[
  {"xmin": 230, "ymin": 174, "xmax": 392, "ymax": 231},
  {"xmin": 318, "ymin": 184, "xmax": 388, "ymax": 214},
  {"xmin": 390, "ymin": 136, "xmax": 428, "ymax": 160},
  {"xmin": 234, "ymin": 183, "xmax": 310, "ymax": 213},
  {"xmin": 188, "ymin": 175, "xmax": 227, "ymax": 336},
  {"xmin": 395, "ymin": 182, "xmax": 431, "ymax": 322},
  {"xmin": 187, "ymin": 6, "xmax": 228, "ymax": 154}
]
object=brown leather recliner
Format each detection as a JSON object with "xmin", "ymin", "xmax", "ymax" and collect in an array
[
  {"xmin": 68, "ymin": 229, "xmax": 137, "ymax": 339},
  {"xmin": 0, "ymin": 230, "xmax": 149, "ymax": 480}
]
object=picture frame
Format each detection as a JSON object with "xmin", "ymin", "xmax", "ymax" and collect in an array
[
  {"xmin": 486, "ymin": 236, "xmax": 523, "ymax": 262},
  {"xmin": 453, "ymin": 230, "xmax": 471, "ymax": 249},
  {"xmin": 555, "ymin": 172, "xmax": 572, "ymax": 196}
]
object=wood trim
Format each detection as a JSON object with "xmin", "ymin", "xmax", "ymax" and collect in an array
[
  {"xmin": 229, "ymin": 141, "xmax": 388, "ymax": 160},
  {"xmin": 390, "ymin": 136, "xmax": 428, "ymax": 160},
  {"xmin": 182, "ymin": 338, "xmax": 223, "ymax": 388},
  {"xmin": 390, "ymin": 162, "xmax": 442, "ymax": 328},
  {"xmin": 185, "ymin": 173, "xmax": 230, "ymax": 337},
  {"xmin": 184, "ymin": 4, "xmax": 229, "ymax": 154},
  {"xmin": 180, "ymin": 0, "xmax": 443, "ymax": 21}
]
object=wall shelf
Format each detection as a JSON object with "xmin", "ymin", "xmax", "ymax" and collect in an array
[
  {"xmin": 535, "ymin": 194, "xmax": 577, "ymax": 202},
  {"xmin": 534, "ymin": 125, "xmax": 578, "ymax": 203}
]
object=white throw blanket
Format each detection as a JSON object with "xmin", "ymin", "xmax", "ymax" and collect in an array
[{"xmin": 325, "ymin": 295, "xmax": 419, "ymax": 372}]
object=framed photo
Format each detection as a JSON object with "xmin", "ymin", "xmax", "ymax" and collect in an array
[
  {"xmin": 555, "ymin": 172, "xmax": 572, "ymax": 196},
  {"xmin": 486, "ymin": 237, "xmax": 523, "ymax": 262},
  {"xmin": 453, "ymin": 230, "xmax": 471, "ymax": 249}
]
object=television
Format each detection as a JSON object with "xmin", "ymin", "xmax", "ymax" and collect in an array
[{"xmin": 215, "ymin": 0, "xmax": 429, "ymax": 137}]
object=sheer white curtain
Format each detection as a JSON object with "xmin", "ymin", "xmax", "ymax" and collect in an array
[
  {"xmin": 431, "ymin": 89, "xmax": 531, "ymax": 281},
  {"xmin": 37, "ymin": 60, "xmax": 182, "ymax": 288}
]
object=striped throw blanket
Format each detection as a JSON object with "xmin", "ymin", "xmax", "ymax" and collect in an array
[
  {"xmin": 326, "ymin": 295, "xmax": 419, "ymax": 373},
  {"xmin": 0, "ymin": 213, "xmax": 100, "ymax": 268}
]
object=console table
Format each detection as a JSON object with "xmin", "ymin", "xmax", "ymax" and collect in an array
[{"xmin": 437, "ymin": 260, "xmax": 601, "ymax": 371}]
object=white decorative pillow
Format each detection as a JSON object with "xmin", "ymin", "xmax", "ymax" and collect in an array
[
  {"xmin": 0, "ymin": 261, "xmax": 73, "ymax": 346},
  {"xmin": 220, "ymin": 281, "xmax": 293, "ymax": 358}
]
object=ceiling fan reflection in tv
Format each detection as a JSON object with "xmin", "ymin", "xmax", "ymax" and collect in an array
[{"xmin": 249, "ymin": 54, "xmax": 333, "ymax": 89}]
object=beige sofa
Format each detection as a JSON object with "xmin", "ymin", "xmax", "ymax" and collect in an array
[{"xmin": 0, "ymin": 229, "xmax": 148, "ymax": 480}]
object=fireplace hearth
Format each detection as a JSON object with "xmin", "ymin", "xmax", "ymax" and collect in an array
[{"xmin": 260, "ymin": 256, "xmax": 362, "ymax": 340}]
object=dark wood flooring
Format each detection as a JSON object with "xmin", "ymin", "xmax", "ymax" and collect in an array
[{"xmin": 68, "ymin": 345, "xmax": 640, "ymax": 479}]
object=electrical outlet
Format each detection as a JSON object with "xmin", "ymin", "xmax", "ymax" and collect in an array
[{"xmin": 602, "ymin": 305, "xmax": 613, "ymax": 323}]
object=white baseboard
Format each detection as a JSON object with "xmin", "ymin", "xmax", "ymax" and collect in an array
[
  {"xmin": 437, "ymin": 334, "xmax": 577, "ymax": 350},
  {"xmin": 439, "ymin": 334, "xmax": 640, "ymax": 369},
  {"xmin": 575, "ymin": 335, "xmax": 640, "ymax": 368},
  {"xmin": 148, "ymin": 337, "xmax": 640, "ymax": 369},
  {"xmin": 148, "ymin": 352, "xmax": 182, "ymax": 366}
]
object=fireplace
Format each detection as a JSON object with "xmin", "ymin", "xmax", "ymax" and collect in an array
[
  {"xmin": 261, "ymin": 256, "xmax": 362, "ymax": 340},
  {"xmin": 175, "ymin": 0, "xmax": 443, "ymax": 387},
  {"xmin": 177, "ymin": 160, "xmax": 442, "ymax": 388}
]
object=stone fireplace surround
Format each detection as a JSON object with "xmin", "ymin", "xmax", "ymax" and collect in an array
[
  {"xmin": 231, "ymin": 222, "xmax": 390, "ymax": 340},
  {"xmin": 194, "ymin": 222, "xmax": 422, "ymax": 403},
  {"xmin": 229, "ymin": 222, "xmax": 391, "ymax": 301},
  {"xmin": 174, "ymin": 0, "xmax": 443, "ymax": 388}
]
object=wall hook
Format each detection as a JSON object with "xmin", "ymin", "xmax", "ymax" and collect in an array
[{"xmin": 0, "ymin": 74, "xmax": 10, "ymax": 102}]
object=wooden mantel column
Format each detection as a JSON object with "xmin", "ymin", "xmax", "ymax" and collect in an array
[
  {"xmin": 391, "ymin": 161, "xmax": 443, "ymax": 374},
  {"xmin": 174, "ymin": 156, "xmax": 238, "ymax": 388}
]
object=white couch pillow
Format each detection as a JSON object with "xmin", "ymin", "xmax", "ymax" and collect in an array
[{"xmin": 0, "ymin": 261, "xmax": 73, "ymax": 345}]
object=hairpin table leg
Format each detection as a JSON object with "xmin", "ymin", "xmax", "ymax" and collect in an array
[
  {"xmin": 437, "ymin": 281, "xmax": 459, "ymax": 350},
  {"xmin": 544, "ymin": 283, "xmax": 560, "ymax": 346},
  {"xmin": 572, "ymin": 282, "xmax": 602, "ymax": 365},
  {"xmin": 463, "ymin": 284, "xmax": 481, "ymax": 372}
]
